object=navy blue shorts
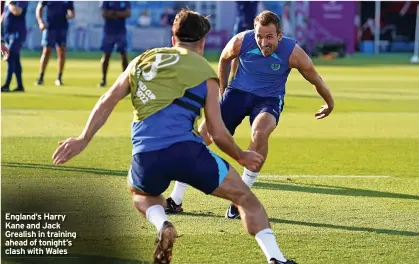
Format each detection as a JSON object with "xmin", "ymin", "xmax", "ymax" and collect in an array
[
  {"xmin": 220, "ymin": 87, "xmax": 284, "ymax": 135},
  {"xmin": 41, "ymin": 29, "xmax": 68, "ymax": 47},
  {"xmin": 101, "ymin": 33, "xmax": 127, "ymax": 53},
  {"xmin": 128, "ymin": 141, "xmax": 230, "ymax": 196}
]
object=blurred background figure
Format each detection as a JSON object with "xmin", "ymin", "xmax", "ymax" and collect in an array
[
  {"xmin": 98, "ymin": 1, "xmax": 130, "ymax": 88},
  {"xmin": 138, "ymin": 11, "xmax": 151, "ymax": 27},
  {"xmin": 160, "ymin": 7, "xmax": 176, "ymax": 27},
  {"xmin": 35, "ymin": 1, "xmax": 75, "ymax": 87},
  {"xmin": 234, "ymin": 1, "xmax": 259, "ymax": 35},
  {"xmin": 282, "ymin": 2, "xmax": 292, "ymax": 37},
  {"xmin": 1, "ymin": 0, "xmax": 28, "ymax": 92},
  {"xmin": 1, "ymin": 1, "xmax": 417, "ymax": 87}
]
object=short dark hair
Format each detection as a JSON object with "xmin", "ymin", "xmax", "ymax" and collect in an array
[
  {"xmin": 172, "ymin": 9, "xmax": 211, "ymax": 43},
  {"xmin": 254, "ymin": 11, "xmax": 282, "ymax": 34}
]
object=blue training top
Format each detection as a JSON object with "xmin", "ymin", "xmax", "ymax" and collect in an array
[
  {"xmin": 2, "ymin": 1, "xmax": 28, "ymax": 35},
  {"xmin": 131, "ymin": 82, "xmax": 207, "ymax": 154},
  {"xmin": 41, "ymin": 1, "xmax": 74, "ymax": 30},
  {"xmin": 229, "ymin": 30, "xmax": 296, "ymax": 98},
  {"xmin": 100, "ymin": 1, "xmax": 130, "ymax": 35}
]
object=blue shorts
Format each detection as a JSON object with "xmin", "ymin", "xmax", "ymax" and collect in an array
[
  {"xmin": 220, "ymin": 87, "xmax": 284, "ymax": 135},
  {"xmin": 41, "ymin": 29, "xmax": 68, "ymax": 47},
  {"xmin": 128, "ymin": 141, "xmax": 229, "ymax": 196},
  {"xmin": 3, "ymin": 32, "xmax": 25, "ymax": 53},
  {"xmin": 101, "ymin": 33, "xmax": 127, "ymax": 54}
]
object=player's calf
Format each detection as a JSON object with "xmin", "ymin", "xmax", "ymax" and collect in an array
[
  {"xmin": 212, "ymin": 168, "xmax": 294, "ymax": 263},
  {"xmin": 130, "ymin": 187, "xmax": 178, "ymax": 263}
]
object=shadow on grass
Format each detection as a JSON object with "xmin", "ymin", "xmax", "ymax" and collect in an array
[
  {"xmin": 3, "ymin": 162, "xmax": 418, "ymax": 238},
  {"xmin": 180, "ymin": 212, "xmax": 419, "ymax": 237},
  {"xmin": 3, "ymin": 162, "xmax": 419, "ymax": 202},
  {"xmin": 2, "ymin": 162, "xmax": 128, "ymax": 176},
  {"xmin": 0, "ymin": 254, "xmax": 150, "ymax": 264},
  {"xmin": 254, "ymin": 181, "xmax": 419, "ymax": 201}
]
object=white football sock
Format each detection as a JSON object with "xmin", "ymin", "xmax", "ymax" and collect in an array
[
  {"xmin": 170, "ymin": 181, "xmax": 188, "ymax": 205},
  {"xmin": 146, "ymin": 204, "xmax": 168, "ymax": 234},
  {"xmin": 242, "ymin": 168, "xmax": 259, "ymax": 188},
  {"xmin": 255, "ymin": 228, "xmax": 287, "ymax": 263}
]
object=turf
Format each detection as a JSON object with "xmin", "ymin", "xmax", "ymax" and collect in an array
[{"xmin": 1, "ymin": 52, "xmax": 418, "ymax": 264}]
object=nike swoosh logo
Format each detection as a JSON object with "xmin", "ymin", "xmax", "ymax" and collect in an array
[{"xmin": 226, "ymin": 211, "xmax": 240, "ymax": 219}]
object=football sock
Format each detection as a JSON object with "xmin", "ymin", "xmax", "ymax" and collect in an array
[
  {"xmin": 146, "ymin": 205, "xmax": 168, "ymax": 235},
  {"xmin": 4, "ymin": 53, "xmax": 15, "ymax": 87},
  {"xmin": 39, "ymin": 72, "xmax": 44, "ymax": 81},
  {"xmin": 57, "ymin": 72, "xmax": 63, "ymax": 81},
  {"xmin": 15, "ymin": 53, "xmax": 23, "ymax": 87},
  {"xmin": 242, "ymin": 168, "xmax": 259, "ymax": 188},
  {"xmin": 255, "ymin": 228, "xmax": 287, "ymax": 263},
  {"xmin": 170, "ymin": 181, "xmax": 188, "ymax": 205}
]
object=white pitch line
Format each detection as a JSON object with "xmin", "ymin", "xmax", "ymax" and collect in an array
[{"xmin": 258, "ymin": 175, "xmax": 393, "ymax": 179}]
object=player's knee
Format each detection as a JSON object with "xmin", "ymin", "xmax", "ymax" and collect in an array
[
  {"xmin": 252, "ymin": 129, "xmax": 270, "ymax": 144},
  {"xmin": 101, "ymin": 54, "xmax": 111, "ymax": 63},
  {"xmin": 57, "ymin": 46, "xmax": 66, "ymax": 53},
  {"xmin": 42, "ymin": 47, "xmax": 52, "ymax": 56},
  {"xmin": 232, "ymin": 188, "xmax": 256, "ymax": 207}
]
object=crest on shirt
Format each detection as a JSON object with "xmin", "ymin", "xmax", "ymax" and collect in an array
[{"xmin": 271, "ymin": 63, "xmax": 281, "ymax": 71}]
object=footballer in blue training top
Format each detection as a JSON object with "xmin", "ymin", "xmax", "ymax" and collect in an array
[
  {"xmin": 35, "ymin": 1, "xmax": 75, "ymax": 86},
  {"xmin": 1, "ymin": 0, "xmax": 28, "ymax": 93},
  {"xmin": 98, "ymin": 1, "xmax": 131, "ymax": 87}
]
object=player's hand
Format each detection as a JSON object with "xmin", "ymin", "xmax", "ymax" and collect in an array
[
  {"xmin": 1, "ymin": 43, "xmax": 9, "ymax": 61},
  {"xmin": 315, "ymin": 104, "xmax": 333, "ymax": 120},
  {"xmin": 52, "ymin": 137, "xmax": 89, "ymax": 165},
  {"xmin": 66, "ymin": 10, "xmax": 74, "ymax": 20},
  {"xmin": 237, "ymin": 150, "xmax": 264, "ymax": 172},
  {"xmin": 39, "ymin": 23, "xmax": 46, "ymax": 31}
]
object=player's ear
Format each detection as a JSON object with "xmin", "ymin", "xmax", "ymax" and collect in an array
[
  {"xmin": 171, "ymin": 36, "xmax": 176, "ymax": 47},
  {"xmin": 277, "ymin": 32, "xmax": 283, "ymax": 42},
  {"xmin": 199, "ymin": 38, "xmax": 206, "ymax": 53}
]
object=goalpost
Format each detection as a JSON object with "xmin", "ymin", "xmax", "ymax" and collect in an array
[{"xmin": 411, "ymin": 4, "xmax": 419, "ymax": 63}]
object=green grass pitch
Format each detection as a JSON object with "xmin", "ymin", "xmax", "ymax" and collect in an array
[{"xmin": 1, "ymin": 52, "xmax": 419, "ymax": 264}]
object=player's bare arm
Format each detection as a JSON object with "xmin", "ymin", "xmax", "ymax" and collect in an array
[
  {"xmin": 1, "ymin": 42, "xmax": 9, "ymax": 60},
  {"xmin": 6, "ymin": 2, "xmax": 23, "ymax": 16},
  {"xmin": 35, "ymin": 3, "xmax": 46, "ymax": 30},
  {"xmin": 115, "ymin": 7, "xmax": 131, "ymax": 19},
  {"xmin": 66, "ymin": 8, "xmax": 75, "ymax": 20},
  {"xmin": 289, "ymin": 44, "xmax": 334, "ymax": 120},
  {"xmin": 52, "ymin": 61, "xmax": 134, "ymax": 165},
  {"xmin": 218, "ymin": 32, "xmax": 244, "ymax": 95},
  {"xmin": 204, "ymin": 78, "xmax": 264, "ymax": 171},
  {"xmin": 101, "ymin": 6, "xmax": 116, "ymax": 19}
]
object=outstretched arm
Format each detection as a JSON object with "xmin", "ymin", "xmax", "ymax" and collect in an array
[
  {"xmin": 218, "ymin": 32, "xmax": 244, "ymax": 95},
  {"xmin": 289, "ymin": 44, "xmax": 334, "ymax": 119},
  {"xmin": 52, "ymin": 61, "xmax": 135, "ymax": 164}
]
